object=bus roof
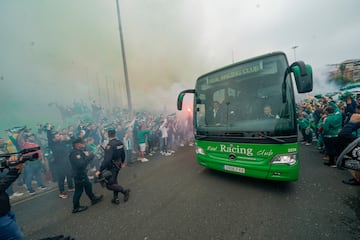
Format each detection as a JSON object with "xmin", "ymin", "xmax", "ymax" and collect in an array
[{"xmin": 197, "ymin": 51, "xmax": 288, "ymax": 80}]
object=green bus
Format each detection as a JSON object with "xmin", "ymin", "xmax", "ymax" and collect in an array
[{"xmin": 177, "ymin": 52, "xmax": 313, "ymax": 181}]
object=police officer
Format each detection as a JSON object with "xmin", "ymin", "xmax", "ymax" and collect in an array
[
  {"xmin": 69, "ymin": 138, "xmax": 103, "ymax": 213},
  {"xmin": 96, "ymin": 129, "xmax": 130, "ymax": 205}
]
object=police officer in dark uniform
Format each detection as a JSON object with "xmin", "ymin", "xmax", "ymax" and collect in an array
[
  {"xmin": 69, "ymin": 138, "xmax": 103, "ymax": 213},
  {"xmin": 96, "ymin": 129, "xmax": 130, "ymax": 205}
]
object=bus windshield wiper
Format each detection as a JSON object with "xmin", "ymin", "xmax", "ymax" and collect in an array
[
  {"xmin": 196, "ymin": 135, "xmax": 208, "ymax": 139},
  {"xmin": 260, "ymin": 134, "xmax": 285, "ymax": 143}
]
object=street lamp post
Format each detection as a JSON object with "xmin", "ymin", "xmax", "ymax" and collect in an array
[
  {"xmin": 292, "ymin": 46, "xmax": 298, "ymax": 61},
  {"xmin": 116, "ymin": 0, "xmax": 132, "ymax": 113}
]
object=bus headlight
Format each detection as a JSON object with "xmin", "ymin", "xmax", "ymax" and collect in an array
[
  {"xmin": 196, "ymin": 146, "xmax": 205, "ymax": 155},
  {"xmin": 271, "ymin": 154, "xmax": 297, "ymax": 166}
]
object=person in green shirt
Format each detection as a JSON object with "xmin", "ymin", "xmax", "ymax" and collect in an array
[
  {"xmin": 322, "ymin": 102, "xmax": 343, "ymax": 167},
  {"xmin": 297, "ymin": 111, "xmax": 312, "ymax": 146},
  {"xmin": 137, "ymin": 123, "xmax": 150, "ymax": 162}
]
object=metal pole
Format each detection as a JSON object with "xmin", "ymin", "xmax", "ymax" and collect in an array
[
  {"xmin": 106, "ymin": 76, "xmax": 111, "ymax": 110},
  {"xmin": 116, "ymin": 0, "xmax": 132, "ymax": 113},
  {"xmin": 96, "ymin": 73, "xmax": 102, "ymax": 106},
  {"xmin": 292, "ymin": 46, "xmax": 298, "ymax": 61}
]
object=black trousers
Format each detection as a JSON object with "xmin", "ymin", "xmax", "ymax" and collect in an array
[
  {"xmin": 106, "ymin": 170, "xmax": 124, "ymax": 198},
  {"xmin": 73, "ymin": 176, "xmax": 95, "ymax": 209},
  {"xmin": 323, "ymin": 136, "xmax": 339, "ymax": 164}
]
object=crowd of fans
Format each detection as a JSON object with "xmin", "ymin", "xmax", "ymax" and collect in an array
[
  {"xmin": 0, "ymin": 101, "xmax": 194, "ymax": 200},
  {"xmin": 3, "ymin": 92, "xmax": 360, "ymax": 202},
  {"xmin": 297, "ymin": 91, "xmax": 360, "ymax": 185}
]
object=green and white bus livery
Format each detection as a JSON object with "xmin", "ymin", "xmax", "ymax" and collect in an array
[{"xmin": 177, "ymin": 52, "xmax": 312, "ymax": 181}]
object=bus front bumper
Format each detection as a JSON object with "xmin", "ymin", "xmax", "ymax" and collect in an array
[{"xmin": 198, "ymin": 156, "xmax": 299, "ymax": 181}]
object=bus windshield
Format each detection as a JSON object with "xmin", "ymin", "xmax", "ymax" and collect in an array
[{"xmin": 194, "ymin": 53, "xmax": 296, "ymax": 137}]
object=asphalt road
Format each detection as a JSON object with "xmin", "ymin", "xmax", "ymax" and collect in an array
[{"xmin": 13, "ymin": 144, "xmax": 360, "ymax": 240}]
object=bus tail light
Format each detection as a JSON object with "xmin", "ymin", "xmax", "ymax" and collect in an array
[{"xmin": 271, "ymin": 154, "xmax": 297, "ymax": 166}]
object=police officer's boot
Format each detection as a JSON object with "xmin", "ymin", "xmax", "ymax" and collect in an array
[
  {"xmin": 72, "ymin": 205, "xmax": 88, "ymax": 214},
  {"xmin": 111, "ymin": 192, "xmax": 120, "ymax": 205},
  {"xmin": 124, "ymin": 189, "xmax": 130, "ymax": 202},
  {"xmin": 111, "ymin": 198, "xmax": 120, "ymax": 205},
  {"xmin": 91, "ymin": 195, "xmax": 103, "ymax": 205}
]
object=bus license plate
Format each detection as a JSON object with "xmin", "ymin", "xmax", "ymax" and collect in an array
[{"xmin": 224, "ymin": 165, "xmax": 245, "ymax": 173}]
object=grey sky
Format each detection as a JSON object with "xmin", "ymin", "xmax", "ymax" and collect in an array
[{"xmin": 0, "ymin": 0, "xmax": 359, "ymax": 128}]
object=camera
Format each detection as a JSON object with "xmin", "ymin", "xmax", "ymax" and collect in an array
[{"xmin": 0, "ymin": 147, "xmax": 40, "ymax": 170}]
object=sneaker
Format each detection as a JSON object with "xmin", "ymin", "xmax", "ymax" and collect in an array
[
  {"xmin": 28, "ymin": 190, "xmax": 36, "ymax": 195},
  {"xmin": 141, "ymin": 158, "xmax": 149, "ymax": 162},
  {"xmin": 342, "ymin": 178, "xmax": 360, "ymax": 186},
  {"xmin": 165, "ymin": 152, "xmax": 171, "ymax": 156},
  {"xmin": 124, "ymin": 189, "xmax": 130, "ymax": 202},
  {"xmin": 111, "ymin": 198, "xmax": 120, "ymax": 205},
  {"xmin": 72, "ymin": 205, "xmax": 88, "ymax": 214},
  {"xmin": 12, "ymin": 192, "xmax": 24, "ymax": 197},
  {"xmin": 38, "ymin": 186, "xmax": 48, "ymax": 191},
  {"xmin": 68, "ymin": 188, "xmax": 75, "ymax": 192},
  {"xmin": 59, "ymin": 193, "xmax": 69, "ymax": 199},
  {"xmin": 91, "ymin": 195, "xmax": 103, "ymax": 205},
  {"xmin": 10, "ymin": 192, "xmax": 24, "ymax": 199},
  {"xmin": 323, "ymin": 162, "xmax": 336, "ymax": 167},
  {"xmin": 305, "ymin": 143, "xmax": 311, "ymax": 146},
  {"xmin": 148, "ymin": 153, "xmax": 153, "ymax": 156}
]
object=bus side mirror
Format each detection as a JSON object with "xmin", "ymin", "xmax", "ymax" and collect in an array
[
  {"xmin": 291, "ymin": 61, "xmax": 313, "ymax": 93},
  {"xmin": 177, "ymin": 92, "xmax": 185, "ymax": 110},
  {"xmin": 177, "ymin": 89, "xmax": 195, "ymax": 111}
]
